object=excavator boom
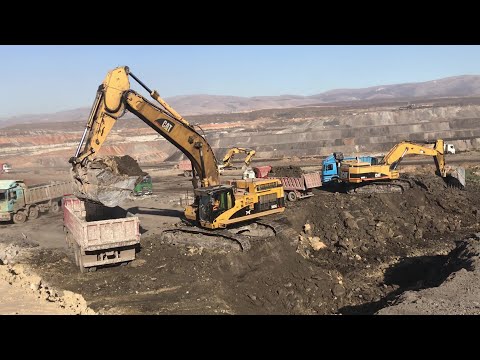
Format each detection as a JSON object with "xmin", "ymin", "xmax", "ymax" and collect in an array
[
  {"xmin": 71, "ymin": 66, "xmax": 220, "ymax": 206},
  {"xmin": 70, "ymin": 66, "xmax": 285, "ymax": 239}
]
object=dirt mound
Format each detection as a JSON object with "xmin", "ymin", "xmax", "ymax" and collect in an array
[
  {"xmin": 287, "ymin": 173, "xmax": 474, "ymax": 258},
  {"xmin": 0, "ymin": 264, "xmax": 95, "ymax": 315},
  {"xmin": 377, "ymin": 234, "xmax": 480, "ymax": 315},
  {"xmin": 270, "ymin": 165, "xmax": 303, "ymax": 177},
  {"xmin": 100, "ymin": 155, "xmax": 147, "ymax": 177}
]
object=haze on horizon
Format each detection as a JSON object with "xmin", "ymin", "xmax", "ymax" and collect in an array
[{"xmin": 1, "ymin": 45, "xmax": 480, "ymax": 118}]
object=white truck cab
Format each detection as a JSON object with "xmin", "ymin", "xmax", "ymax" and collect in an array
[{"xmin": 445, "ymin": 143, "xmax": 456, "ymax": 154}]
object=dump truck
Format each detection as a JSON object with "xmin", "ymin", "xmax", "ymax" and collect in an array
[
  {"xmin": 277, "ymin": 172, "xmax": 322, "ymax": 201},
  {"xmin": 178, "ymin": 159, "xmax": 194, "ymax": 177},
  {"xmin": 253, "ymin": 166, "xmax": 322, "ymax": 201},
  {"xmin": 62, "ymin": 196, "xmax": 140, "ymax": 273},
  {"xmin": 0, "ymin": 180, "xmax": 73, "ymax": 223}
]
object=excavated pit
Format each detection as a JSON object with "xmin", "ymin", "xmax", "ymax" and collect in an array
[
  {"xmin": 27, "ymin": 172, "xmax": 480, "ymax": 314},
  {"xmin": 375, "ymin": 233, "xmax": 480, "ymax": 315}
]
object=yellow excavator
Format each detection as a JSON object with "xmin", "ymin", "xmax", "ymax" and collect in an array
[
  {"xmin": 218, "ymin": 147, "xmax": 257, "ymax": 179},
  {"xmin": 69, "ymin": 66, "xmax": 285, "ymax": 250},
  {"xmin": 219, "ymin": 147, "xmax": 256, "ymax": 170},
  {"xmin": 338, "ymin": 139, "xmax": 466, "ymax": 193}
]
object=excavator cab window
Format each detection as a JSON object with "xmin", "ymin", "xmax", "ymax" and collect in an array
[
  {"xmin": 9, "ymin": 190, "xmax": 17, "ymax": 200},
  {"xmin": 198, "ymin": 188, "xmax": 235, "ymax": 223}
]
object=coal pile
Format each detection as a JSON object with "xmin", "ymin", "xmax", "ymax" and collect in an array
[
  {"xmin": 106, "ymin": 155, "xmax": 147, "ymax": 177},
  {"xmin": 270, "ymin": 165, "xmax": 304, "ymax": 178}
]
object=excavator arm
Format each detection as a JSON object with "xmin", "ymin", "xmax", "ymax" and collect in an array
[
  {"xmin": 382, "ymin": 139, "xmax": 447, "ymax": 177},
  {"xmin": 71, "ymin": 66, "xmax": 220, "ymax": 189},
  {"xmin": 221, "ymin": 147, "xmax": 256, "ymax": 168}
]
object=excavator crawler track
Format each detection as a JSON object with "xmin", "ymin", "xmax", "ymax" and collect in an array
[
  {"xmin": 161, "ymin": 215, "xmax": 293, "ymax": 252},
  {"xmin": 253, "ymin": 215, "xmax": 292, "ymax": 235},
  {"xmin": 162, "ymin": 226, "xmax": 252, "ymax": 251},
  {"xmin": 348, "ymin": 178, "xmax": 415, "ymax": 194}
]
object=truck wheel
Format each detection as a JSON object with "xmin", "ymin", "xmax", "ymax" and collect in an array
[
  {"xmin": 287, "ymin": 191, "xmax": 298, "ymax": 202},
  {"xmin": 184, "ymin": 170, "xmax": 191, "ymax": 177},
  {"xmin": 28, "ymin": 206, "xmax": 39, "ymax": 220},
  {"xmin": 13, "ymin": 211, "xmax": 27, "ymax": 224},
  {"xmin": 51, "ymin": 202, "xmax": 60, "ymax": 213}
]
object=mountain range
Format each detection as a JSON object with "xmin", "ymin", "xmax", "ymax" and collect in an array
[{"xmin": 2, "ymin": 74, "xmax": 480, "ymax": 127}]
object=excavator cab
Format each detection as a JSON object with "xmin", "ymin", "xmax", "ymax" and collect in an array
[{"xmin": 196, "ymin": 186, "xmax": 235, "ymax": 225}]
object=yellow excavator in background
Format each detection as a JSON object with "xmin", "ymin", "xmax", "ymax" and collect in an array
[
  {"xmin": 219, "ymin": 147, "xmax": 256, "ymax": 170},
  {"xmin": 69, "ymin": 66, "xmax": 285, "ymax": 250},
  {"xmin": 218, "ymin": 147, "xmax": 257, "ymax": 179},
  {"xmin": 339, "ymin": 139, "xmax": 466, "ymax": 193}
]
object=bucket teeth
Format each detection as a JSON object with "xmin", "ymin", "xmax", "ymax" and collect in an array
[{"xmin": 446, "ymin": 167, "xmax": 466, "ymax": 190}]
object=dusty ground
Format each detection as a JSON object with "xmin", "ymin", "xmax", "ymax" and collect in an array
[
  {"xmin": 377, "ymin": 233, "xmax": 480, "ymax": 315},
  {"xmin": 0, "ymin": 263, "xmax": 94, "ymax": 315},
  {"xmin": 1, "ymin": 159, "xmax": 479, "ymax": 315}
]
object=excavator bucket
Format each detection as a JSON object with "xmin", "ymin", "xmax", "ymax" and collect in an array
[
  {"xmin": 446, "ymin": 167, "xmax": 466, "ymax": 189},
  {"xmin": 71, "ymin": 155, "xmax": 147, "ymax": 207}
]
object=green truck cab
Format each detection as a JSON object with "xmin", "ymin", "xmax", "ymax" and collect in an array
[
  {"xmin": 133, "ymin": 175, "xmax": 153, "ymax": 196},
  {"xmin": 0, "ymin": 180, "xmax": 25, "ymax": 222}
]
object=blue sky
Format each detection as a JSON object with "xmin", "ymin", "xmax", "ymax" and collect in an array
[{"xmin": 1, "ymin": 45, "xmax": 479, "ymax": 117}]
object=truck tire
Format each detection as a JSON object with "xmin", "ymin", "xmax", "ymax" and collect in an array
[
  {"xmin": 28, "ymin": 206, "xmax": 39, "ymax": 220},
  {"xmin": 184, "ymin": 170, "xmax": 192, "ymax": 177},
  {"xmin": 51, "ymin": 201, "xmax": 60, "ymax": 213},
  {"xmin": 13, "ymin": 211, "xmax": 27, "ymax": 224},
  {"xmin": 287, "ymin": 191, "xmax": 298, "ymax": 202}
]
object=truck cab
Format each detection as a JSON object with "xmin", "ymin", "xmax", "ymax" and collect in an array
[
  {"xmin": 0, "ymin": 180, "xmax": 25, "ymax": 222},
  {"xmin": 133, "ymin": 175, "xmax": 153, "ymax": 196},
  {"xmin": 322, "ymin": 153, "xmax": 378, "ymax": 184}
]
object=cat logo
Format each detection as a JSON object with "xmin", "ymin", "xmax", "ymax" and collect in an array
[
  {"xmin": 156, "ymin": 119, "xmax": 175, "ymax": 133},
  {"xmin": 245, "ymin": 209, "xmax": 251, "ymax": 215}
]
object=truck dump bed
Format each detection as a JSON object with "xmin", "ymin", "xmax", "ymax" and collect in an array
[
  {"xmin": 25, "ymin": 181, "xmax": 73, "ymax": 204},
  {"xmin": 63, "ymin": 196, "xmax": 140, "ymax": 272},
  {"xmin": 63, "ymin": 197, "xmax": 140, "ymax": 251},
  {"xmin": 178, "ymin": 160, "xmax": 192, "ymax": 171},
  {"xmin": 277, "ymin": 172, "xmax": 322, "ymax": 191}
]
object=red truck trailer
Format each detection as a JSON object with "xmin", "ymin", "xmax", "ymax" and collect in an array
[{"xmin": 253, "ymin": 166, "xmax": 322, "ymax": 201}]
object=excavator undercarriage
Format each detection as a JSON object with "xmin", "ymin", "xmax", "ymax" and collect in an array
[
  {"xmin": 161, "ymin": 214, "xmax": 292, "ymax": 252},
  {"xmin": 346, "ymin": 178, "xmax": 415, "ymax": 194}
]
